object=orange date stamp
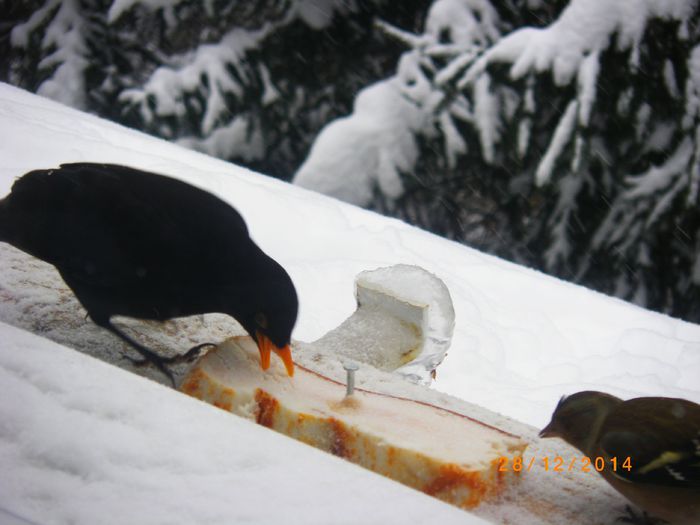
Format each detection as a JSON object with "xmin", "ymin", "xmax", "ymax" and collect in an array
[{"xmin": 497, "ymin": 455, "xmax": 632, "ymax": 473}]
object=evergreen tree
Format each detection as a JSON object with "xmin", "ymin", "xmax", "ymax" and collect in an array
[
  {"xmin": 295, "ymin": 0, "xmax": 700, "ymax": 322},
  {"xmin": 4, "ymin": 0, "xmax": 700, "ymax": 322},
  {"xmin": 2, "ymin": 0, "xmax": 430, "ymax": 179}
]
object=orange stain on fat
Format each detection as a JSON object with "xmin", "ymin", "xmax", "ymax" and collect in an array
[
  {"xmin": 386, "ymin": 447, "xmax": 397, "ymax": 468},
  {"xmin": 180, "ymin": 369, "xmax": 206, "ymax": 397},
  {"xmin": 255, "ymin": 389, "xmax": 279, "ymax": 428},
  {"xmin": 328, "ymin": 417, "xmax": 354, "ymax": 458},
  {"xmin": 213, "ymin": 387, "xmax": 236, "ymax": 411},
  {"xmin": 491, "ymin": 455, "xmax": 516, "ymax": 489},
  {"xmin": 424, "ymin": 463, "xmax": 489, "ymax": 509}
]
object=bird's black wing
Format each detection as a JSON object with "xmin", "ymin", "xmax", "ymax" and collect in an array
[
  {"xmin": 3, "ymin": 163, "xmax": 294, "ymax": 325},
  {"xmin": 600, "ymin": 398, "xmax": 700, "ymax": 488},
  {"xmin": 51, "ymin": 163, "xmax": 252, "ymax": 286}
]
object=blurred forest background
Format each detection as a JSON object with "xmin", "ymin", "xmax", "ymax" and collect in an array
[{"xmin": 2, "ymin": 0, "xmax": 700, "ymax": 323}]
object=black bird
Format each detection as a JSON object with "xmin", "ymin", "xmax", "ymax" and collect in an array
[{"xmin": 0, "ymin": 163, "xmax": 298, "ymax": 383}]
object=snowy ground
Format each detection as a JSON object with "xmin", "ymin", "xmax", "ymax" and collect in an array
[
  {"xmin": 0, "ymin": 322, "xmax": 479, "ymax": 525},
  {"xmin": 1, "ymin": 83, "xmax": 700, "ymax": 524}
]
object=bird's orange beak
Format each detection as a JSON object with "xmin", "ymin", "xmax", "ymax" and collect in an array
[
  {"xmin": 538, "ymin": 422, "xmax": 558, "ymax": 438},
  {"xmin": 256, "ymin": 331, "xmax": 294, "ymax": 377}
]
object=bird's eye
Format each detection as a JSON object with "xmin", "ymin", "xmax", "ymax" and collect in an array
[{"xmin": 255, "ymin": 312, "xmax": 268, "ymax": 328}]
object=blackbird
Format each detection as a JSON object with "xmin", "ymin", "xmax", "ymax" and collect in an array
[{"xmin": 0, "ymin": 163, "xmax": 298, "ymax": 384}]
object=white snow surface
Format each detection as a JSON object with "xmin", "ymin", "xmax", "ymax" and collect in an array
[
  {"xmin": 2, "ymin": 83, "xmax": 700, "ymax": 522},
  {"xmin": 0, "ymin": 322, "xmax": 479, "ymax": 525}
]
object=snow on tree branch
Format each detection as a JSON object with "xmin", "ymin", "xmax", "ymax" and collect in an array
[
  {"xmin": 425, "ymin": 0, "xmax": 500, "ymax": 50},
  {"xmin": 107, "ymin": 0, "xmax": 185, "ymax": 24},
  {"xmin": 294, "ymin": 52, "xmax": 436, "ymax": 206},
  {"xmin": 294, "ymin": 0, "xmax": 700, "ymax": 320},
  {"xmin": 119, "ymin": 23, "xmax": 278, "ymax": 136},
  {"xmin": 11, "ymin": 0, "xmax": 90, "ymax": 109},
  {"xmin": 461, "ymin": 0, "xmax": 696, "ymax": 186},
  {"xmin": 110, "ymin": 0, "xmax": 364, "ymax": 159},
  {"xmin": 6, "ymin": 0, "xmax": 700, "ymax": 321},
  {"xmin": 594, "ymin": 138, "xmax": 694, "ymax": 252},
  {"xmin": 294, "ymin": 0, "xmax": 500, "ymax": 203},
  {"xmin": 178, "ymin": 115, "xmax": 265, "ymax": 161},
  {"xmin": 463, "ymin": 0, "xmax": 695, "ymax": 88},
  {"xmin": 535, "ymin": 100, "xmax": 578, "ymax": 186},
  {"xmin": 685, "ymin": 45, "xmax": 700, "ymax": 205}
]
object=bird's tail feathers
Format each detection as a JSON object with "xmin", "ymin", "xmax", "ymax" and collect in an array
[{"xmin": 0, "ymin": 196, "xmax": 8, "ymax": 242}]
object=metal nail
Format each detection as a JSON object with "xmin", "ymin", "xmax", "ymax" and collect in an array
[{"xmin": 343, "ymin": 362, "xmax": 359, "ymax": 397}]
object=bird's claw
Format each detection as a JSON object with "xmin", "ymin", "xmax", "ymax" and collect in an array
[
  {"xmin": 122, "ymin": 342, "xmax": 215, "ymax": 387},
  {"xmin": 124, "ymin": 342, "xmax": 213, "ymax": 366},
  {"xmin": 122, "ymin": 352, "xmax": 177, "ymax": 387},
  {"xmin": 616, "ymin": 505, "xmax": 667, "ymax": 525},
  {"xmin": 181, "ymin": 342, "xmax": 217, "ymax": 362}
]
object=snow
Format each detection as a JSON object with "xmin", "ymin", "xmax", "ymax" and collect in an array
[
  {"xmin": 356, "ymin": 265, "xmax": 456, "ymax": 383},
  {"xmin": 294, "ymin": 0, "xmax": 505, "ymax": 200},
  {"xmin": 297, "ymin": 0, "xmax": 700, "ymax": 204},
  {"xmin": 107, "ymin": 0, "xmax": 181, "ymax": 23},
  {"xmin": 464, "ymin": 0, "xmax": 696, "ymax": 87},
  {"xmin": 473, "ymin": 73, "xmax": 499, "ymax": 164},
  {"xmin": 453, "ymin": 0, "xmax": 699, "ymax": 188},
  {"xmin": 626, "ymin": 138, "xmax": 694, "ymax": 200},
  {"xmin": 301, "ymin": 265, "xmax": 455, "ymax": 385},
  {"xmin": 111, "ymin": 0, "xmax": 364, "ymax": 160},
  {"xmin": 588, "ymin": 137, "xmax": 695, "ymax": 258},
  {"xmin": 108, "ymin": 0, "xmax": 357, "ymax": 28},
  {"xmin": 425, "ymin": 0, "xmax": 500, "ymax": 48},
  {"xmin": 120, "ymin": 25, "xmax": 273, "ymax": 135},
  {"xmin": 2, "ymin": 80, "xmax": 700, "ymax": 424},
  {"xmin": 0, "ymin": 322, "xmax": 479, "ymax": 525},
  {"xmin": 535, "ymin": 100, "xmax": 578, "ymax": 186},
  {"xmin": 292, "ymin": 0, "xmax": 357, "ymax": 30},
  {"xmin": 684, "ymin": 45, "xmax": 700, "ymax": 130},
  {"xmin": 439, "ymin": 110, "xmax": 469, "ymax": 168},
  {"xmin": 11, "ymin": 0, "xmax": 88, "ymax": 109},
  {"xmin": 2, "ymin": 83, "xmax": 700, "ymax": 523},
  {"xmin": 577, "ymin": 50, "xmax": 600, "ymax": 127},
  {"xmin": 178, "ymin": 116, "xmax": 265, "ymax": 162},
  {"xmin": 293, "ymin": 54, "xmax": 431, "ymax": 206},
  {"xmin": 544, "ymin": 173, "xmax": 583, "ymax": 267},
  {"xmin": 516, "ymin": 79, "xmax": 535, "ymax": 158}
]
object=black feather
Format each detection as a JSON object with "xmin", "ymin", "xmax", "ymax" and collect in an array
[{"xmin": 0, "ymin": 163, "xmax": 298, "ymax": 382}]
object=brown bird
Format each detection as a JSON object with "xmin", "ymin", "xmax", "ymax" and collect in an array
[
  {"xmin": 540, "ymin": 391, "xmax": 700, "ymax": 524},
  {"xmin": 0, "ymin": 163, "xmax": 298, "ymax": 384}
]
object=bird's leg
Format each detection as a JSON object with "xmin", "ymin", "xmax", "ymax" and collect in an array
[
  {"xmin": 126, "ymin": 342, "xmax": 215, "ymax": 367},
  {"xmin": 101, "ymin": 319, "xmax": 178, "ymax": 387},
  {"xmin": 616, "ymin": 505, "xmax": 667, "ymax": 525},
  {"xmin": 176, "ymin": 342, "xmax": 217, "ymax": 362}
]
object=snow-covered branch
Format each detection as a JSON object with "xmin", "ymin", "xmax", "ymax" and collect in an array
[
  {"xmin": 295, "ymin": 0, "xmax": 700, "ymax": 319},
  {"xmin": 11, "ymin": 0, "xmax": 90, "ymax": 108},
  {"xmin": 119, "ymin": 23, "xmax": 278, "ymax": 136},
  {"xmin": 294, "ymin": 53, "xmax": 434, "ymax": 206},
  {"xmin": 459, "ymin": 0, "xmax": 696, "ymax": 185}
]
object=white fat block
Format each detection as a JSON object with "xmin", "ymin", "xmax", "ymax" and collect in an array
[
  {"xmin": 306, "ymin": 264, "xmax": 455, "ymax": 385},
  {"xmin": 182, "ymin": 336, "xmax": 526, "ymax": 511}
]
